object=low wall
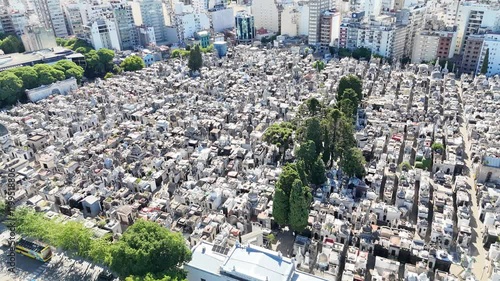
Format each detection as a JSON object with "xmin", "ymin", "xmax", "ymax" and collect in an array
[{"xmin": 26, "ymin": 77, "xmax": 78, "ymax": 102}]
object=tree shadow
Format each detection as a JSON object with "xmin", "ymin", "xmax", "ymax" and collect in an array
[{"xmin": 275, "ymin": 230, "xmax": 295, "ymax": 257}]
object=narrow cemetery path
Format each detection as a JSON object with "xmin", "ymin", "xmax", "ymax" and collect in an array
[{"xmin": 448, "ymin": 86, "xmax": 489, "ymax": 280}]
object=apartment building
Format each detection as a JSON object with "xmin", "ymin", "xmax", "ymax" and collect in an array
[
  {"xmin": 412, "ymin": 30, "xmax": 457, "ymax": 63},
  {"xmin": 251, "ymin": 0, "xmax": 279, "ymax": 33},
  {"xmin": 83, "ymin": 18, "xmax": 121, "ymax": 50},
  {"xmin": 308, "ymin": 0, "xmax": 330, "ymax": 46},
  {"xmin": 460, "ymin": 34, "xmax": 483, "ymax": 75},
  {"xmin": 62, "ymin": 2, "xmax": 85, "ymax": 36},
  {"xmin": 32, "ymin": 0, "xmax": 69, "ymax": 38},
  {"xmin": 340, "ymin": 14, "xmax": 406, "ymax": 60},
  {"xmin": 112, "ymin": 2, "xmax": 138, "ymax": 50},
  {"xmin": 476, "ymin": 34, "xmax": 500, "ymax": 76},
  {"xmin": 133, "ymin": 0, "xmax": 167, "ymax": 43},
  {"xmin": 319, "ymin": 9, "xmax": 341, "ymax": 48},
  {"xmin": 454, "ymin": 2, "xmax": 500, "ymax": 55}
]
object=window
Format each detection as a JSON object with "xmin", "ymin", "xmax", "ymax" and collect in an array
[{"xmin": 201, "ymin": 279, "xmax": 206, "ymax": 281}]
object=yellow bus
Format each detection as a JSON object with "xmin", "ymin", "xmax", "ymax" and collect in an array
[{"xmin": 15, "ymin": 238, "xmax": 52, "ymax": 262}]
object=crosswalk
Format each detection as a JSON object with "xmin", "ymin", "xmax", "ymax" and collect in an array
[{"xmin": 25, "ymin": 263, "xmax": 48, "ymax": 281}]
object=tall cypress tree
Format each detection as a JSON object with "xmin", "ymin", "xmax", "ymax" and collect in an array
[
  {"xmin": 481, "ymin": 48, "xmax": 489, "ymax": 75},
  {"xmin": 188, "ymin": 45, "xmax": 203, "ymax": 74},
  {"xmin": 289, "ymin": 179, "xmax": 312, "ymax": 233}
]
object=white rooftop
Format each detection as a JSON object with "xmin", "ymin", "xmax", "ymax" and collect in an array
[{"xmin": 186, "ymin": 241, "xmax": 328, "ymax": 281}]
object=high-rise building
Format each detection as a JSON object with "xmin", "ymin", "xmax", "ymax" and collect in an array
[
  {"xmin": 454, "ymin": 2, "xmax": 500, "ymax": 55},
  {"xmin": 0, "ymin": 7, "xmax": 27, "ymax": 36},
  {"xmin": 476, "ymin": 34, "xmax": 500, "ymax": 76},
  {"xmin": 62, "ymin": 2, "xmax": 85, "ymax": 37},
  {"xmin": 83, "ymin": 18, "xmax": 121, "ymax": 50},
  {"xmin": 339, "ymin": 15, "xmax": 407, "ymax": 60},
  {"xmin": 32, "ymin": 0, "xmax": 69, "ymax": 38},
  {"xmin": 21, "ymin": 25, "xmax": 57, "ymax": 51},
  {"xmin": 209, "ymin": 5, "xmax": 234, "ymax": 33},
  {"xmin": 112, "ymin": 2, "xmax": 138, "ymax": 50},
  {"xmin": 133, "ymin": 0, "xmax": 167, "ymax": 43},
  {"xmin": 235, "ymin": 10, "xmax": 255, "ymax": 43},
  {"xmin": 411, "ymin": 30, "xmax": 457, "ymax": 63},
  {"xmin": 399, "ymin": 4, "xmax": 428, "ymax": 59},
  {"xmin": 251, "ymin": 0, "xmax": 279, "ymax": 33},
  {"xmin": 280, "ymin": 2, "xmax": 309, "ymax": 37},
  {"xmin": 460, "ymin": 34, "xmax": 483, "ymax": 75},
  {"xmin": 319, "ymin": 9, "xmax": 341, "ymax": 48},
  {"xmin": 308, "ymin": 0, "xmax": 330, "ymax": 46}
]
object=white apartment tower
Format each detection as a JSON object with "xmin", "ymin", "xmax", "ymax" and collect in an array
[
  {"xmin": 83, "ymin": 18, "xmax": 121, "ymax": 50},
  {"xmin": 476, "ymin": 34, "xmax": 500, "ymax": 76},
  {"xmin": 251, "ymin": 0, "xmax": 279, "ymax": 33},
  {"xmin": 32, "ymin": 0, "xmax": 69, "ymax": 37},
  {"xmin": 133, "ymin": 0, "xmax": 167, "ymax": 43},
  {"xmin": 308, "ymin": 0, "xmax": 330, "ymax": 46}
]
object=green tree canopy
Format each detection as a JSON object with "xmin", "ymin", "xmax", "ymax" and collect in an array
[
  {"xmin": 57, "ymin": 38, "xmax": 93, "ymax": 53},
  {"xmin": 431, "ymin": 142, "xmax": 444, "ymax": 152},
  {"xmin": 481, "ymin": 48, "xmax": 489, "ymax": 75},
  {"xmin": 272, "ymin": 163, "xmax": 303, "ymax": 226},
  {"xmin": 302, "ymin": 117, "xmax": 323, "ymax": 155},
  {"xmin": 273, "ymin": 186, "xmax": 290, "ymax": 226},
  {"xmin": 352, "ymin": 47, "xmax": 371, "ymax": 61},
  {"xmin": 338, "ymin": 75, "xmax": 362, "ymax": 102},
  {"xmin": 340, "ymin": 147, "xmax": 366, "ymax": 178},
  {"xmin": 338, "ymin": 48, "xmax": 352, "ymax": 58},
  {"xmin": 289, "ymin": 179, "xmax": 311, "ymax": 233},
  {"xmin": 121, "ymin": 55, "xmax": 145, "ymax": 72},
  {"xmin": 109, "ymin": 219, "xmax": 191, "ymax": 277},
  {"xmin": 310, "ymin": 157, "xmax": 327, "ymax": 185},
  {"xmin": 263, "ymin": 122, "xmax": 295, "ymax": 161},
  {"xmin": 296, "ymin": 140, "xmax": 317, "ymax": 172},
  {"xmin": 8, "ymin": 66, "xmax": 39, "ymax": 89},
  {"xmin": 9, "ymin": 208, "xmax": 190, "ymax": 280},
  {"xmin": 0, "ymin": 35, "xmax": 25, "ymax": 54},
  {"xmin": 33, "ymin": 64, "xmax": 65, "ymax": 85},
  {"xmin": 85, "ymin": 50, "xmax": 105, "ymax": 78},
  {"xmin": 97, "ymin": 48, "xmax": 115, "ymax": 73},
  {"xmin": 54, "ymin": 60, "xmax": 84, "ymax": 82},
  {"xmin": 312, "ymin": 60, "xmax": 325, "ymax": 72},
  {"xmin": 305, "ymin": 97, "xmax": 321, "ymax": 116},
  {"xmin": 338, "ymin": 88, "xmax": 359, "ymax": 106},
  {"xmin": 0, "ymin": 71, "xmax": 23, "ymax": 106},
  {"xmin": 125, "ymin": 272, "xmax": 185, "ymax": 281},
  {"xmin": 188, "ymin": 45, "xmax": 202, "ymax": 73},
  {"xmin": 337, "ymin": 98, "xmax": 357, "ymax": 118}
]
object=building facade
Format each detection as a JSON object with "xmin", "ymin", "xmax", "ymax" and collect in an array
[
  {"xmin": 251, "ymin": 0, "xmax": 279, "ymax": 33},
  {"xmin": 21, "ymin": 25, "xmax": 57, "ymax": 52},
  {"xmin": 32, "ymin": 0, "xmax": 69, "ymax": 38},
  {"xmin": 476, "ymin": 34, "xmax": 500, "ymax": 76},
  {"xmin": 83, "ymin": 18, "xmax": 121, "ymax": 51},
  {"xmin": 63, "ymin": 2, "xmax": 85, "ymax": 37},
  {"xmin": 235, "ymin": 11, "xmax": 255, "ymax": 43},
  {"xmin": 113, "ymin": 3, "xmax": 138, "ymax": 50},
  {"xmin": 460, "ymin": 34, "xmax": 483, "ymax": 75},
  {"xmin": 454, "ymin": 2, "xmax": 500, "ymax": 55},
  {"xmin": 411, "ymin": 30, "xmax": 457, "ymax": 63},
  {"xmin": 319, "ymin": 10, "xmax": 341, "ymax": 48},
  {"xmin": 308, "ymin": 0, "xmax": 330, "ymax": 46},
  {"xmin": 135, "ymin": 0, "xmax": 167, "ymax": 43}
]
